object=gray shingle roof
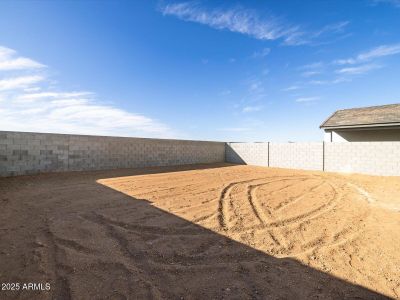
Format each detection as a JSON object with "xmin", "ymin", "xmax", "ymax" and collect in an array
[{"xmin": 320, "ymin": 103, "xmax": 400, "ymax": 128}]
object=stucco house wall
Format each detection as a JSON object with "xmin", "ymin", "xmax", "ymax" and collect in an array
[{"xmin": 324, "ymin": 129, "xmax": 400, "ymax": 142}]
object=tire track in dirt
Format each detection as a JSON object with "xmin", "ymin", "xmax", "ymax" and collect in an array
[
  {"xmin": 267, "ymin": 181, "xmax": 339, "ymax": 228},
  {"xmin": 82, "ymin": 212, "xmax": 163, "ymax": 299},
  {"xmin": 247, "ymin": 178, "xmax": 322, "ymax": 227},
  {"xmin": 295, "ymin": 180, "xmax": 375, "ymax": 285},
  {"xmin": 238, "ymin": 179, "xmax": 333, "ymax": 231},
  {"xmin": 247, "ymin": 184, "xmax": 269, "ymax": 225},
  {"xmin": 217, "ymin": 176, "xmax": 310, "ymax": 230},
  {"xmin": 254, "ymin": 179, "xmax": 330, "ymax": 252},
  {"xmin": 217, "ymin": 177, "xmax": 269, "ymax": 230},
  {"xmin": 248, "ymin": 179, "xmax": 337, "ymax": 254},
  {"xmin": 191, "ymin": 211, "xmax": 218, "ymax": 223},
  {"xmin": 274, "ymin": 180, "xmax": 326, "ymax": 211},
  {"xmin": 82, "ymin": 212, "xmax": 271, "ymax": 275},
  {"xmin": 82, "ymin": 212, "xmax": 213, "ymax": 237},
  {"xmin": 42, "ymin": 218, "xmax": 72, "ymax": 300},
  {"xmin": 278, "ymin": 179, "xmax": 371, "ymax": 257},
  {"xmin": 53, "ymin": 236, "xmax": 96, "ymax": 255},
  {"xmin": 227, "ymin": 178, "xmax": 364, "ymax": 257},
  {"xmin": 216, "ymin": 176, "xmax": 330, "ymax": 253}
]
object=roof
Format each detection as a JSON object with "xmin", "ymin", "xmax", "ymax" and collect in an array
[{"xmin": 320, "ymin": 103, "xmax": 400, "ymax": 129}]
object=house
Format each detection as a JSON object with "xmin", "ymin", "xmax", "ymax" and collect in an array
[{"xmin": 320, "ymin": 103, "xmax": 400, "ymax": 142}]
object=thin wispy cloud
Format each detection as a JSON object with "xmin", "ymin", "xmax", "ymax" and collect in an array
[
  {"xmin": 219, "ymin": 89, "xmax": 231, "ymax": 96},
  {"xmin": 232, "ymin": 77, "xmax": 267, "ymax": 114},
  {"xmin": 262, "ymin": 68, "xmax": 269, "ymax": 76},
  {"xmin": 2, "ymin": 98, "xmax": 170, "ymax": 136},
  {"xmin": 0, "ymin": 47, "xmax": 14, "ymax": 58},
  {"xmin": 0, "ymin": 45, "xmax": 174, "ymax": 138},
  {"xmin": 299, "ymin": 44, "xmax": 397, "ymax": 86},
  {"xmin": 335, "ymin": 63, "xmax": 382, "ymax": 75},
  {"xmin": 218, "ymin": 118, "xmax": 266, "ymax": 135},
  {"xmin": 371, "ymin": 0, "xmax": 400, "ymax": 7},
  {"xmin": 218, "ymin": 127, "xmax": 250, "ymax": 132},
  {"xmin": 298, "ymin": 61, "xmax": 325, "ymax": 77},
  {"xmin": 282, "ymin": 85, "xmax": 300, "ymax": 91},
  {"xmin": 252, "ymin": 48, "xmax": 271, "ymax": 58},
  {"xmin": 0, "ymin": 46, "xmax": 45, "ymax": 70},
  {"xmin": 242, "ymin": 105, "xmax": 263, "ymax": 113},
  {"xmin": 249, "ymin": 81, "xmax": 264, "ymax": 93},
  {"xmin": 246, "ymin": 79, "xmax": 267, "ymax": 102},
  {"xmin": 295, "ymin": 61, "xmax": 325, "ymax": 81},
  {"xmin": 358, "ymin": 44, "xmax": 400, "ymax": 60},
  {"xmin": 160, "ymin": 2, "xmax": 305, "ymax": 45},
  {"xmin": 308, "ymin": 80, "xmax": 326, "ymax": 85},
  {"xmin": 18, "ymin": 91, "xmax": 93, "ymax": 101},
  {"xmin": 295, "ymin": 96, "xmax": 319, "ymax": 102},
  {"xmin": 0, "ymin": 75, "xmax": 45, "ymax": 91},
  {"xmin": 160, "ymin": 2, "xmax": 349, "ymax": 46},
  {"xmin": 335, "ymin": 43, "xmax": 400, "ymax": 65},
  {"xmin": 309, "ymin": 77, "xmax": 350, "ymax": 85},
  {"xmin": 299, "ymin": 62, "xmax": 324, "ymax": 70},
  {"xmin": 313, "ymin": 21, "xmax": 349, "ymax": 36},
  {"xmin": 301, "ymin": 70, "xmax": 322, "ymax": 77}
]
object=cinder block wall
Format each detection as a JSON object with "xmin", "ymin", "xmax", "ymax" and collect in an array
[
  {"xmin": 225, "ymin": 141, "xmax": 400, "ymax": 176},
  {"xmin": 225, "ymin": 142, "xmax": 269, "ymax": 166},
  {"xmin": 225, "ymin": 142, "xmax": 323, "ymax": 170},
  {"xmin": 325, "ymin": 142, "xmax": 400, "ymax": 176},
  {"xmin": 269, "ymin": 143, "xmax": 324, "ymax": 171},
  {"xmin": 0, "ymin": 131, "xmax": 225, "ymax": 177},
  {"xmin": 2, "ymin": 131, "xmax": 400, "ymax": 177}
]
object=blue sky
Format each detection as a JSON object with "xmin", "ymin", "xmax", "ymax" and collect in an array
[{"xmin": 0, "ymin": 0, "xmax": 400, "ymax": 141}]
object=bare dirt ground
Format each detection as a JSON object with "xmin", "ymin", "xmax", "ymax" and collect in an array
[{"xmin": 0, "ymin": 163, "xmax": 399, "ymax": 299}]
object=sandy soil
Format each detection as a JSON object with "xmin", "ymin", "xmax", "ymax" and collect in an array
[{"xmin": 0, "ymin": 163, "xmax": 399, "ymax": 299}]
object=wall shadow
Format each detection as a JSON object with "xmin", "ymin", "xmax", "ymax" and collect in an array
[
  {"xmin": 225, "ymin": 144, "xmax": 246, "ymax": 164},
  {"xmin": 0, "ymin": 164, "xmax": 391, "ymax": 299}
]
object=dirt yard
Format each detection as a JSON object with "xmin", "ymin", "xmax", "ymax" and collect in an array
[{"xmin": 0, "ymin": 163, "xmax": 399, "ymax": 299}]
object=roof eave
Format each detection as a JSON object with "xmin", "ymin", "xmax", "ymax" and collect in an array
[
  {"xmin": 319, "ymin": 111, "xmax": 339, "ymax": 129},
  {"xmin": 321, "ymin": 122, "xmax": 400, "ymax": 130}
]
